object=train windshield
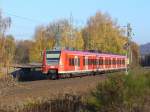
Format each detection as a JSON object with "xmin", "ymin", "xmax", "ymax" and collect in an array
[{"xmin": 46, "ymin": 51, "xmax": 61, "ymax": 65}]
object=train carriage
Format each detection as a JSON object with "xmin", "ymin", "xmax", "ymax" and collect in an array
[{"xmin": 42, "ymin": 49, "xmax": 128, "ymax": 79}]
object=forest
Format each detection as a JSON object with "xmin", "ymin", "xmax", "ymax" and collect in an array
[{"xmin": 0, "ymin": 11, "xmax": 139, "ymax": 71}]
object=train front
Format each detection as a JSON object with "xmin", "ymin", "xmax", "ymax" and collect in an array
[{"xmin": 42, "ymin": 49, "xmax": 61, "ymax": 79}]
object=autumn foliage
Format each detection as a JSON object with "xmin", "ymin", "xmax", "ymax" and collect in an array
[{"xmin": 0, "ymin": 11, "xmax": 139, "ymax": 66}]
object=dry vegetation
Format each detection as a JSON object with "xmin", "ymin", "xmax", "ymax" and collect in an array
[
  {"xmin": 0, "ymin": 68, "xmax": 149, "ymax": 112},
  {"xmin": 0, "ymin": 74, "xmax": 18, "ymax": 97}
]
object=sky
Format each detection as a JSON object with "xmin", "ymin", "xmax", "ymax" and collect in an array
[{"xmin": 0, "ymin": 0, "xmax": 150, "ymax": 45}]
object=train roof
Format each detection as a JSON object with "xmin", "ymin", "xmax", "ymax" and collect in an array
[{"xmin": 60, "ymin": 50, "xmax": 127, "ymax": 58}]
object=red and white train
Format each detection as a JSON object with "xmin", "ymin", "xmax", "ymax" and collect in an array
[{"xmin": 42, "ymin": 49, "xmax": 128, "ymax": 79}]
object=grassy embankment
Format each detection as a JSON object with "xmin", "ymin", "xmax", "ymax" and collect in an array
[{"xmin": 0, "ymin": 67, "xmax": 150, "ymax": 112}]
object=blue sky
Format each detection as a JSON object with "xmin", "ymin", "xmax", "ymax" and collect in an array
[{"xmin": 1, "ymin": 0, "xmax": 150, "ymax": 45}]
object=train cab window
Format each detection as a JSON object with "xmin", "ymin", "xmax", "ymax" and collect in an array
[{"xmin": 46, "ymin": 51, "xmax": 61, "ymax": 65}]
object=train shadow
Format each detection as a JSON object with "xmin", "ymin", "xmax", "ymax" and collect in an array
[{"xmin": 11, "ymin": 68, "xmax": 48, "ymax": 82}]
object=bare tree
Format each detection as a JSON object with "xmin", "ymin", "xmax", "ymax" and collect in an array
[{"xmin": 0, "ymin": 11, "xmax": 11, "ymax": 67}]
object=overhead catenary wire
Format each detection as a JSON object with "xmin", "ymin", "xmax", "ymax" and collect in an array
[
  {"xmin": 3, "ymin": 11, "xmax": 86, "ymax": 39},
  {"xmin": 5, "ymin": 11, "xmax": 85, "ymax": 26},
  {"xmin": 4, "ymin": 11, "xmax": 46, "ymax": 24}
]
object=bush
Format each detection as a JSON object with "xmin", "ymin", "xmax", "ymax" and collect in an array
[{"xmin": 85, "ymin": 69, "xmax": 150, "ymax": 112}]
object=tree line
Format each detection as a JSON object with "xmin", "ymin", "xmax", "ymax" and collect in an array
[{"xmin": 0, "ymin": 11, "xmax": 139, "ymax": 67}]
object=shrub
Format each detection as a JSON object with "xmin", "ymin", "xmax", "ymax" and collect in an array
[{"xmin": 85, "ymin": 69, "xmax": 150, "ymax": 112}]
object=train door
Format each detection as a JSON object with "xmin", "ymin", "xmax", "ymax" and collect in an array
[
  {"xmin": 74, "ymin": 56, "xmax": 79, "ymax": 71},
  {"xmin": 85, "ymin": 56, "xmax": 88, "ymax": 70},
  {"xmin": 115, "ymin": 58, "xmax": 117, "ymax": 68},
  {"xmin": 96, "ymin": 57, "xmax": 99, "ymax": 71}
]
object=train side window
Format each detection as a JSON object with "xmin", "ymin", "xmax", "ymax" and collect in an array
[
  {"xmin": 72, "ymin": 58, "xmax": 74, "ymax": 66},
  {"xmin": 83, "ymin": 57, "xmax": 85, "ymax": 66},
  {"xmin": 89, "ymin": 59, "xmax": 91, "ymax": 65},
  {"xmin": 105, "ymin": 59, "xmax": 106, "ymax": 65},
  {"xmin": 121, "ymin": 59, "xmax": 124, "ymax": 65},
  {"xmin": 88, "ymin": 59, "xmax": 90, "ymax": 65},
  {"xmin": 90, "ymin": 59, "xmax": 92, "ymax": 65},
  {"xmin": 69, "ymin": 58, "xmax": 74, "ymax": 66},
  {"xmin": 109, "ymin": 59, "xmax": 111, "ymax": 65},
  {"xmin": 78, "ymin": 58, "xmax": 80, "ymax": 66},
  {"xmin": 91, "ymin": 59, "xmax": 93, "ymax": 65},
  {"xmin": 117, "ymin": 59, "xmax": 119, "ymax": 64},
  {"xmin": 99, "ymin": 58, "xmax": 103, "ymax": 65},
  {"xmin": 94, "ymin": 59, "xmax": 96, "ymax": 65},
  {"xmin": 69, "ymin": 58, "xmax": 72, "ymax": 66},
  {"xmin": 105, "ymin": 59, "xmax": 107, "ymax": 65},
  {"xmin": 107, "ymin": 59, "xmax": 109, "ymax": 65},
  {"xmin": 95, "ymin": 59, "xmax": 99, "ymax": 65},
  {"xmin": 123, "ymin": 59, "xmax": 125, "ymax": 65},
  {"xmin": 119, "ymin": 59, "xmax": 121, "ymax": 64},
  {"xmin": 113, "ymin": 59, "xmax": 115, "ymax": 65},
  {"xmin": 97, "ymin": 59, "xmax": 99, "ymax": 65}
]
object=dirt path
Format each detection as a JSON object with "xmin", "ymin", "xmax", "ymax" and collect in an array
[{"xmin": 0, "ymin": 75, "xmax": 106, "ymax": 106}]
